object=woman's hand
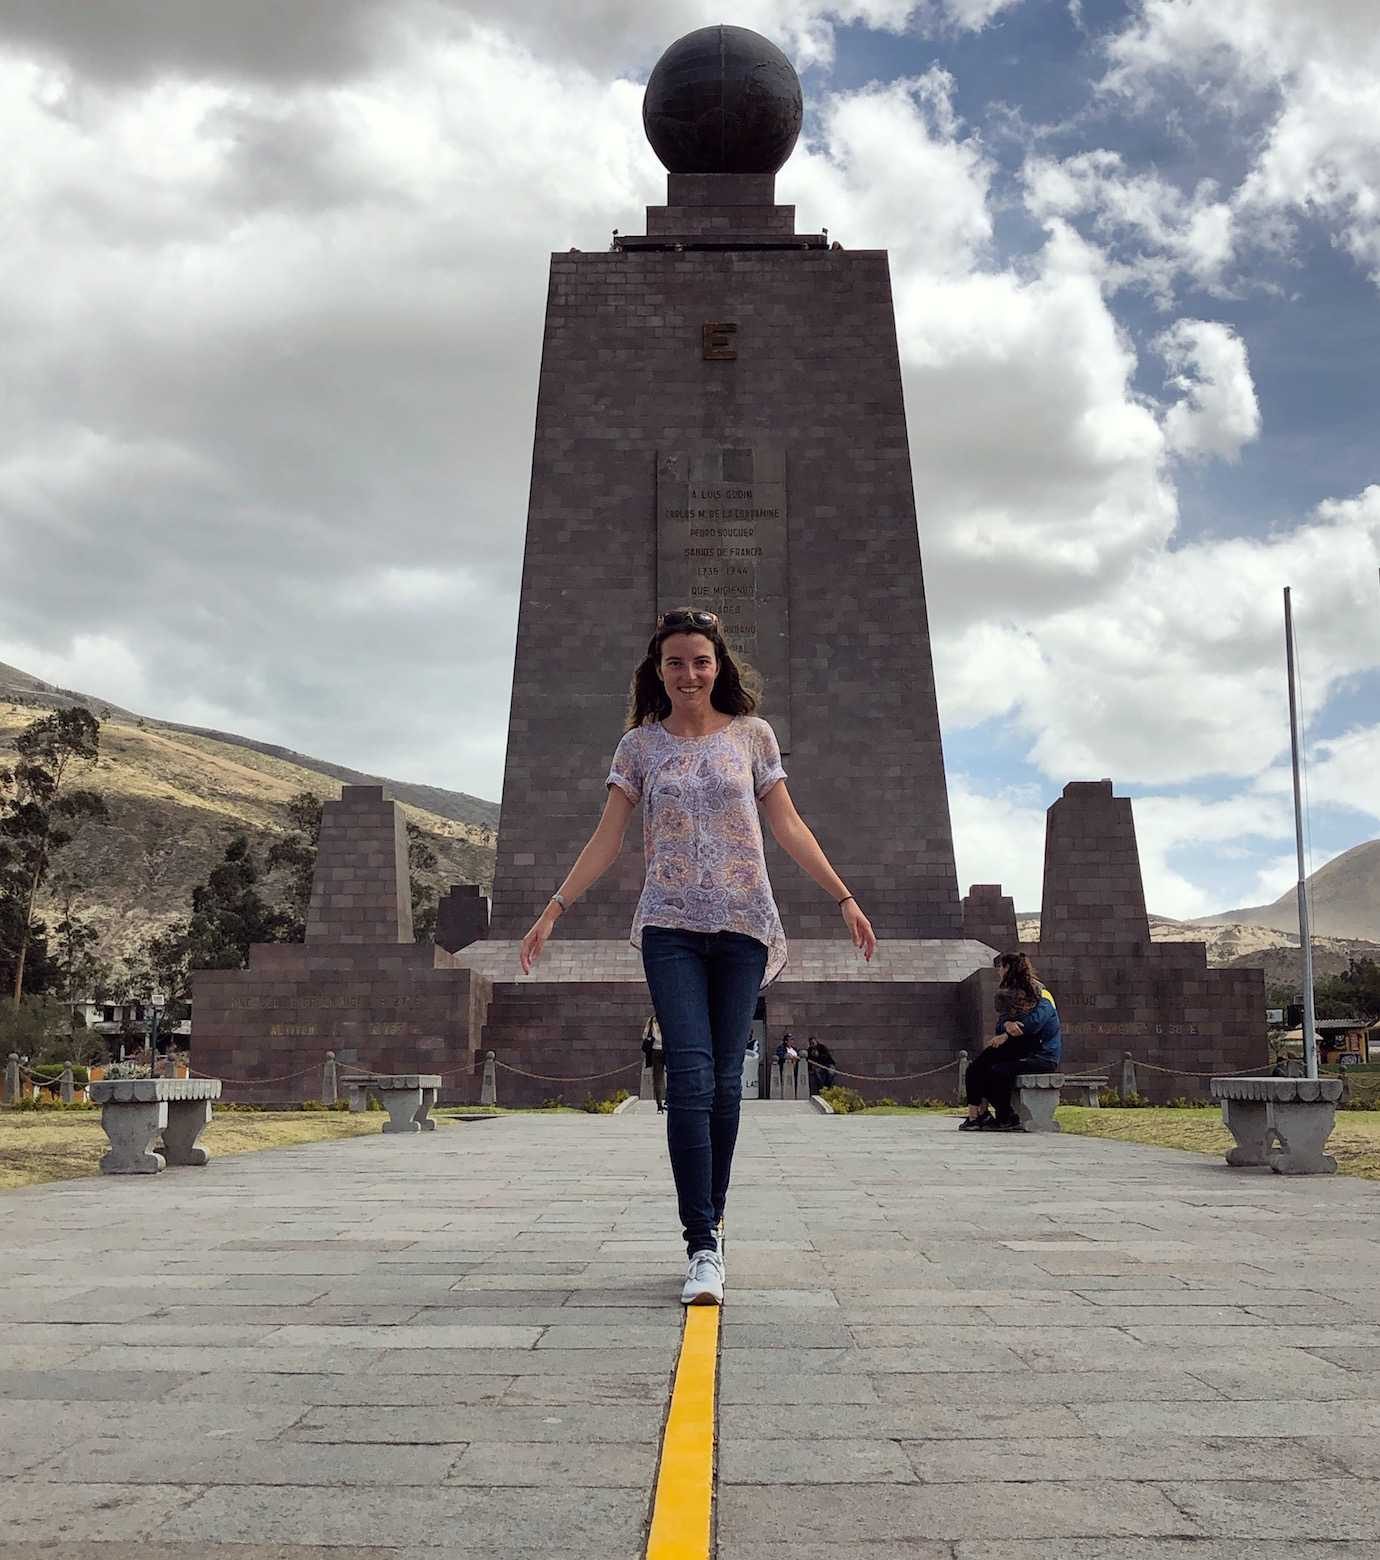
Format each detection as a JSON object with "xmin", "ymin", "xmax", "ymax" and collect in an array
[
  {"xmin": 841, "ymin": 899, "xmax": 877, "ymax": 962},
  {"xmin": 520, "ymin": 906, "xmax": 559, "ymax": 974},
  {"xmin": 1003, "ymin": 1020, "xmax": 1025, "ymax": 1037}
]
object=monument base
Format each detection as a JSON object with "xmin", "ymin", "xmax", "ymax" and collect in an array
[{"xmin": 453, "ymin": 939, "xmax": 997, "ymax": 1107}]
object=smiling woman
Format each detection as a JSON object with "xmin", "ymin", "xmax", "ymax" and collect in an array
[{"xmin": 517, "ymin": 608, "xmax": 876, "ymax": 1307}]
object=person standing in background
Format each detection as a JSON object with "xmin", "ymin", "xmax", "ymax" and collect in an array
[{"xmin": 642, "ymin": 1014, "xmax": 666, "ymax": 1113}]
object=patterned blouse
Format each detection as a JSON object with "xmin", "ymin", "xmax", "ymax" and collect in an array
[{"xmin": 606, "ymin": 715, "xmax": 788, "ymax": 987}]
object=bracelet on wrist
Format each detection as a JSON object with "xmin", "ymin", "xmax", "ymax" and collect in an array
[
  {"xmin": 837, "ymin": 894, "xmax": 855, "ymax": 908},
  {"xmin": 550, "ymin": 892, "xmax": 568, "ymax": 916}
]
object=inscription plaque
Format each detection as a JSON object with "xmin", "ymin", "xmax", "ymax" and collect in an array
[
  {"xmin": 657, "ymin": 445, "xmax": 791, "ymax": 750},
  {"xmin": 703, "ymin": 321, "xmax": 738, "ymax": 360}
]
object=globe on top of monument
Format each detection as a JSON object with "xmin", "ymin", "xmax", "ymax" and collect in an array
[{"xmin": 642, "ymin": 24, "xmax": 803, "ymax": 175}]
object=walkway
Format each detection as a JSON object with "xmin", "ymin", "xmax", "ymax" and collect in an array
[{"xmin": 3, "ymin": 1104, "xmax": 1380, "ymax": 1556}]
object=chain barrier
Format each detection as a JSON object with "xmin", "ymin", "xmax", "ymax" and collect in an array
[
  {"xmin": 1132, "ymin": 1059, "xmax": 1269, "ymax": 1082},
  {"xmin": 823, "ymin": 1059, "xmax": 960, "ymax": 1085},
  {"xmin": 185, "ymin": 1065, "xmax": 314, "ymax": 1087},
  {"xmin": 490, "ymin": 1057, "xmax": 642, "ymax": 1085}
]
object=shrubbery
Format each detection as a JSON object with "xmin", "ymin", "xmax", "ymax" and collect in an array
[
  {"xmin": 28, "ymin": 1064, "xmax": 91, "ymax": 1085},
  {"xmin": 580, "ymin": 1088, "xmax": 632, "ymax": 1115},
  {"xmin": 1094, "ymin": 1089, "xmax": 1151, "ymax": 1108},
  {"xmin": 9, "ymin": 1096, "xmax": 95, "ymax": 1112},
  {"xmin": 819, "ymin": 1085, "xmax": 866, "ymax": 1114}
]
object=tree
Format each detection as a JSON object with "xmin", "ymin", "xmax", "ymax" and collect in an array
[
  {"xmin": 0, "ymin": 708, "xmax": 110, "ymax": 1003},
  {"xmin": 185, "ymin": 835, "xmax": 293, "ymax": 971},
  {"xmin": 266, "ymin": 790, "xmax": 324, "ymax": 939},
  {"xmin": 265, "ymin": 791, "xmax": 443, "ymax": 945},
  {"xmin": 0, "ymin": 899, "xmax": 52, "ymax": 1000},
  {"xmin": 0, "ymin": 994, "xmax": 67, "ymax": 1061},
  {"xmin": 407, "ymin": 822, "xmax": 439, "ymax": 943},
  {"xmin": 1314, "ymin": 958, "xmax": 1380, "ymax": 1022},
  {"xmin": 49, "ymin": 881, "xmax": 111, "ymax": 1032}
]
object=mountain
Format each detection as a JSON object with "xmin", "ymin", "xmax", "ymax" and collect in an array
[
  {"xmin": 1194, "ymin": 839, "xmax": 1380, "ymax": 943},
  {"xmin": 0, "ymin": 662, "xmax": 498, "ymax": 832},
  {"xmin": 1014, "ymin": 913, "xmax": 1380, "ymax": 974},
  {"xmin": 0, "ymin": 664, "xmax": 499, "ymax": 963}
]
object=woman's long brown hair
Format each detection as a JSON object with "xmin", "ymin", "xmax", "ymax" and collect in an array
[
  {"xmin": 995, "ymin": 952, "xmax": 1043, "ymax": 1006},
  {"xmin": 625, "ymin": 615, "xmax": 762, "ymax": 731}
]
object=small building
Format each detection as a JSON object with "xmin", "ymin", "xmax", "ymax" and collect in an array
[
  {"xmin": 72, "ymin": 1000, "xmax": 192, "ymax": 1055},
  {"xmin": 1279, "ymin": 1019, "xmax": 1373, "ymax": 1066}
]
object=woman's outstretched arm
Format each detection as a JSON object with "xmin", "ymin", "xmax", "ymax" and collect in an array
[
  {"xmin": 519, "ymin": 788, "xmax": 636, "ymax": 973},
  {"xmin": 759, "ymin": 781, "xmax": 877, "ymax": 961}
]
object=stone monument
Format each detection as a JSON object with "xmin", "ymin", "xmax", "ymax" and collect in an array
[
  {"xmin": 192, "ymin": 787, "xmax": 483, "ymax": 1101},
  {"xmin": 1025, "ymin": 781, "xmax": 1263, "ymax": 1100},
  {"xmin": 455, "ymin": 23, "xmax": 1004, "ymax": 1102},
  {"xmin": 188, "ymin": 27, "xmax": 1264, "ymax": 1105}
]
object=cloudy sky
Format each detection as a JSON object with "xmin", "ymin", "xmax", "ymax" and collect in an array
[{"xmin": 1, "ymin": 0, "xmax": 1378, "ymax": 920}]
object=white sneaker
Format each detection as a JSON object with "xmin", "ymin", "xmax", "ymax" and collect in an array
[{"xmin": 680, "ymin": 1248, "xmax": 725, "ymax": 1306}]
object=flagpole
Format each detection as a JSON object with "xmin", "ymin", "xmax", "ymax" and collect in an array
[{"xmin": 1283, "ymin": 586, "xmax": 1318, "ymax": 1081}]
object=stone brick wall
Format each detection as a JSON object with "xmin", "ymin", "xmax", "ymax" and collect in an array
[
  {"xmin": 436, "ymin": 884, "xmax": 489, "ymax": 954},
  {"xmin": 1039, "ymin": 781, "xmax": 1150, "ymax": 957},
  {"xmin": 477, "ymin": 982, "xmax": 654, "ymax": 1108},
  {"xmin": 1027, "ymin": 945, "xmax": 1266, "ymax": 1102},
  {"xmin": 306, "ymin": 786, "xmax": 413, "ymax": 945},
  {"xmin": 1027, "ymin": 779, "xmax": 1267, "ymax": 1099},
  {"xmin": 764, "ymin": 982, "xmax": 968, "ymax": 1103},
  {"xmin": 962, "ymin": 884, "xmax": 1018, "ymax": 953},
  {"xmin": 489, "ymin": 178, "xmax": 960, "ymax": 947},
  {"xmin": 191, "ymin": 943, "xmax": 477, "ymax": 1105}
]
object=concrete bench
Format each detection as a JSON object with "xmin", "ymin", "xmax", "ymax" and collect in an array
[
  {"xmin": 1062, "ymin": 1072, "xmax": 1108, "ymax": 1107},
  {"xmin": 1014, "ymin": 1073, "xmax": 1063, "ymax": 1133},
  {"xmin": 89, "ymin": 1078, "xmax": 222, "ymax": 1175},
  {"xmin": 1211, "ymin": 1076, "xmax": 1343, "ymax": 1175},
  {"xmin": 342, "ymin": 1074, "xmax": 441, "ymax": 1135}
]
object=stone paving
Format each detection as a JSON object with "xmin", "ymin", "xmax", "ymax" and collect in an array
[{"xmin": 4, "ymin": 1103, "xmax": 1380, "ymax": 1557}]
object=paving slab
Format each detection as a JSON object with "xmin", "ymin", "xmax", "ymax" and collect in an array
[{"xmin": 6, "ymin": 1103, "xmax": 1380, "ymax": 1555}]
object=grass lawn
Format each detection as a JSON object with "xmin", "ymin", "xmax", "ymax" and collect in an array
[
  {"xmin": 0, "ymin": 1109, "xmax": 385, "ymax": 1192},
  {"xmin": 830, "ymin": 1102, "xmax": 1380, "ymax": 1182},
  {"xmin": 433, "ymin": 1106, "xmax": 581, "ymax": 1117},
  {"xmin": 1057, "ymin": 1105, "xmax": 1380, "ymax": 1180}
]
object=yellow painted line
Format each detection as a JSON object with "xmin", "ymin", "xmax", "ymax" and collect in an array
[{"xmin": 646, "ymin": 1304, "xmax": 720, "ymax": 1560}]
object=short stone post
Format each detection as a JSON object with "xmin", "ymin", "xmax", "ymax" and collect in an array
[
  {"xmin": 794, "ymin": 1057, "xmax": 811, "ymax": 1102},
  {"xmin": 1121, "ymin": 1052, "xmax": 1137, "ymax": 1098},
  {"xmin": 956, "ymin": 1050, "xmax": 969, "ymax": 1105},
  {"xmin": 4, "ymin": 1053, "xmax": 18, "ymax": 1104},
  {"xmin": 322, "ymin": 1052, "xmax": 338, "ymax": 1106},
  {"xmin": 480, "ymin": 1051, "xmax": 497, "ymax": 1107},
  {"xmin": 639, "ymin": 1062, "xmax": 655, "ymax": 1101},
  {"xmin": 60, "ymin": 1063, "xmax": 74, "ymax": 1104}
]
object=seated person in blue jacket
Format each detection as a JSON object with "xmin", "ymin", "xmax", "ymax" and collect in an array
[{"xmin": 960, "ymin": 953, "xmax": 1061, "ymax": 1133}]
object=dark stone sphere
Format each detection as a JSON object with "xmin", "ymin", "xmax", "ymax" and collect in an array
[{"xmin": 643, "ymin": 25, "xmax": 803, "ymax": 176}]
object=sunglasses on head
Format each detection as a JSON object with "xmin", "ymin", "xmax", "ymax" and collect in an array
[{"xmin": 657, "ymin": 609, "xmax": 720, "ymax": 631}]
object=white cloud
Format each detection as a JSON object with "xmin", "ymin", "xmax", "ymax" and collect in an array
[
  {"xmin": 0, "ymin": 635, "xmax": 151, "ymax": 713},
  {"xmin": 1158, "ymin": 318, "xmax": 1261, "ymax": 461},
  {"xmin": 785, "ymin": 69, "xmax": 994, "ymax": 278},
  {"xmin": 1106, "ymin": 0, "xmax": 1380, "ymax": 288},
  {"xmin": 949, "ymin": 778, "xmax": 1049, "ymax": 909},
  {"xmin": 1024, "ymin": 150, "xmax": 1235, "ymax": 302},
  {"xmin": 1247, "ymin": 850, "xmax": 1302, "ymax": 907},
  {"xmin": 1308, "ymin": 726, "xmax": 1380, "ymax": 822},
  {"xmin": 1131, "ymin": 792, "xmax": 1289, "ymax": 916},
  {"xmin": 0, "ymin": 0, "xmax": 1028, "ymax": 83},
  {"xmin": 0, "ymin": 0, "xmax": 1370, "ymax": 928},
  {"xmin": 939, "ymin": 488, "xmax": 1380, "ymax": 788}
]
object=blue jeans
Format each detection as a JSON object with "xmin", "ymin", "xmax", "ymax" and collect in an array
[{"xmin": 641, "ymin": 926, "xmax": 768, "ymax": 1256}]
